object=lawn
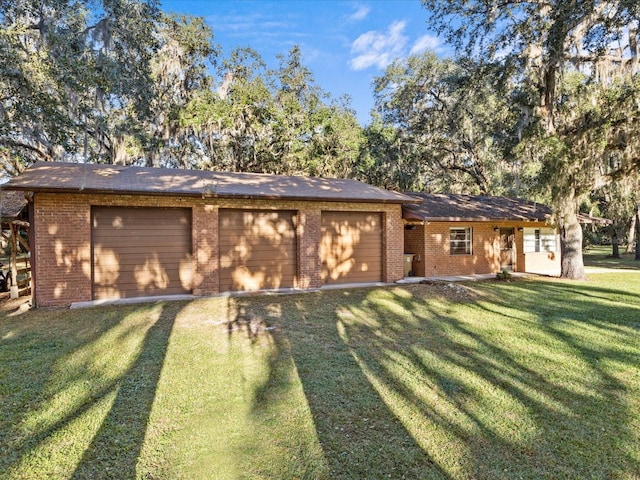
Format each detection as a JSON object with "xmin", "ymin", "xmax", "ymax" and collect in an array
[
  {"xmin": 1, "ymin": 274, "xmax": 639, "ymax": 479},
  {"xmin": 583, "ymin": 244, "xmax": 640, "ymax": 270}
]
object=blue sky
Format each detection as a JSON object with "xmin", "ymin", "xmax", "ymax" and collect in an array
[{"xmin": 160, "ymin": 1, "xmax": 448, "ymax": 124}]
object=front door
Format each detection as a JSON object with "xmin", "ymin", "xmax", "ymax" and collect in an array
[{"xmin": 499, "ymin": 228, "xmax": 515, "ymax": 271}]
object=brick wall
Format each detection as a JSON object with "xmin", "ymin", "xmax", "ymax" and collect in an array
[
  {"xmin": 33, "ymin": 194, "xmax": 92, "ymax": 306},
  {"xmin": 384, "ymin": 208, "xmax": 405, "ymax": 282},
  {"xmin": 297, "ymin": 208, "xmax": 322, "ymax": 289},
  {"xmin": 33, "ymin": 193, "xmax": 404, "ymax": 306},
  {"xmin": 420, "ymin": 221, "xmax": 560, "ymax": 277},
  {"xmin": 192, "ymin": 204, "xmax": 219, "ymax": 296}
]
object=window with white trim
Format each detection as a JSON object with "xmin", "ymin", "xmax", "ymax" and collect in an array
[
  {"xmin": 523, "ymin": 227, "xmax": 557, "ymax": 253},
  {"xmin": 450, "ymin": 227, "xmax": 472, "ymax": 255}
]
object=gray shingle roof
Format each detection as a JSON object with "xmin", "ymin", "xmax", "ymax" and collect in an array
[
  {"xmin": 0, "ymin": 190, "xmax": 28, "ymax": 220},
  {"xmin": 403, "ymin": 193, "xmax": 552, "ymax": 222},
  {"xmin": 3, "ymin": 162, "xmax": 419, "ymax": 205}
]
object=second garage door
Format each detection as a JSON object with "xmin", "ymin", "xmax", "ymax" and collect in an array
[
  {"xmin": 219, "ymin": 209, "xmax": 297, "ymax": 292},
  {"xmin": 320, "ymin": 211, "xmax": 383, "ymax": 284}
]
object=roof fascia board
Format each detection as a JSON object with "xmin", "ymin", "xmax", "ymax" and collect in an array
[{"xmin": 4, "ymin": 185, "xmax": 417, "ymax": 205}]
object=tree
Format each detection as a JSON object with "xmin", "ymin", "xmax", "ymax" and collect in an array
[
  {"xmin": 0, "ymin": 0, "xmax": 161, "ymax": 171},
  {"xmin": 181, "ymin": 45, "xmax": 363, "ymax": 177},
  {"xmin": 367, "ymin": 51, "xmax": 518, "ymax": 194},
  {"xmin": 144, "ymin": 12, "xmax": 218, "ymax": 169},
  {"xmin": 588, "ymin": 172, "xmax": 639, "ymax": 255},
  {"xmin": 636, "ymin": 205, "xmax": 640, "ymax": 260},
  {"xmin": 422, "ymin": 0, "xmax": 640, "ymax": 278},
  {"xmin": 356, "ymin": 114, "xmax": 422, "ymax": 191}
]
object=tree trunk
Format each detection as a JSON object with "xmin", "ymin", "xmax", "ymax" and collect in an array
[
  {"xmin": 626, "ymin": 211, "xmax": 636, "ymax": 254},
  {"xmin": 636, "ymin": 207, "xmax": 640, "ymax": 261},
  {"xmin": 559, "ymin": 203, "xmax": 586, "ymax": 279},
  {"xmin": 612, "ymin": 232, "xmax": 620, "ymax": 258}
]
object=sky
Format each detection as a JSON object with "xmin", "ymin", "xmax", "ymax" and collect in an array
[{"xmin": 159, "ymin": 0, "xmax": 449, "ymax": 125}]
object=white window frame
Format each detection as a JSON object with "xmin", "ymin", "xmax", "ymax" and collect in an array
[
  {"xmin": 450, "ymin": 227, "xmax": 472, "ymax": 255},
  {"xmin": 523, "ymin": 227, "xmax": 557, "ymax": 253}
]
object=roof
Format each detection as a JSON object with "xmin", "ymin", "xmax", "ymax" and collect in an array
[
  {"xmin": 2, "ymin": 162, "xmax": 419, "ymax": 205},
  {"xmin": 403, "ymin": 193, "xmax": 552, "ymax": 222},
  {"xmin": 577, "ymin": 213, "xmax": 613, "ymax": 225},
  {"xmin": 0, "ymin": 190, "xmax": 28, "ymax": 220}
]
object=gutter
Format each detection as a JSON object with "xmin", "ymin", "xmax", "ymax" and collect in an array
[{"xmin": 2, "ymin": 184, "xmax": 421, "ymax": 205}]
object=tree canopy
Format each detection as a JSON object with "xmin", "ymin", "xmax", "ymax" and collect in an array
[
  {"xmin": 0, "ymin": 1, "xmax": 362, "ymax": 176},
  {"xmin": 0, "ymin": 0, "xmax": 161, "ymax": 171},
  {"xmin": 367, "ymin": 53, "xmax": 518, "ymax": 195},
  {"xmin": 420, "ymin": 0, "xmax": 640, "ymax": 278}
]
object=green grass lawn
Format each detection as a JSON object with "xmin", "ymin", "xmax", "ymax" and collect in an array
[
  {"xmin": 1, "ymin": 274, "xmax": 639, "ymax": 479},
  {"xmin": 583, "ymin": 244, "xmax": 640, "ymax": 270}
]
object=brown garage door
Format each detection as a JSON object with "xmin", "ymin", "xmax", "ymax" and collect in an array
[
  {"xmin": 92, "ymin": 207, "xmax": 192, "ymax": 300},
  {"xmin": 219, "ymin": 209, "xmax": 297, "ymax": 292},
  {"xmin": 321, "ymin": 211, "xmax": 382, "ymax": 284}
]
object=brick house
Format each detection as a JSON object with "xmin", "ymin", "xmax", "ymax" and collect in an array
[
  {"xmin": 403, "ymin": 193, "xmax": 561, "ymax": 277},
  {"xmin": 3, "ymin": 162, "xmax": 419, "ymax": 307}
]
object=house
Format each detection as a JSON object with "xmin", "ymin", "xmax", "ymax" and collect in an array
[
  {"xmin": 2, "ymin": 162, "xmax": 418, "ymax": 307},
  {"xmin": 402, "ymin": 193, "xmax": 561, "ymax": 277}
]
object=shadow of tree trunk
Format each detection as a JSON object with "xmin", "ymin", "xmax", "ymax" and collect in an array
[
  {"xmin": 71, "ymin": 304, "xmax": 176, "ymax": 480},
  {"xmin": 241, "ymin": 294, "xmax": 451, "ymax": 480}
]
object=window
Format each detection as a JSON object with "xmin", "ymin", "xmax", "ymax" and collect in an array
[
  {"xmin": 450, "ymin": 227, "xmax": 472, "ymax": 255},
  {"xmin": 523, "ymin": 228, "xmax": 557, "ymax": 253}
]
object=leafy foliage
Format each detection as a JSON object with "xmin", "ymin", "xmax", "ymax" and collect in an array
[
  {"xmin": 421, "ymin": 0, "xmax": 640, "ymax": 278},
  {"xmin": 0, "ymin": 0, "xmax": 161, "ymax": 171},
  {"xmin": 367, "ymin": 52, "xmax": 518, "ymax": 194},
  {"xmin": 0, "ymin": 4, "xmax": 362, "ymax": 177}
]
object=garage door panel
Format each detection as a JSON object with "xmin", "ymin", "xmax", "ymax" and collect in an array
[
  {"xmin": 219, "ymin": 265, "xmax": 297, "ymax": 282},
  {"xmin": 96, "ymin": 231, "xmax": 191, "ymax": 240},
  {"xmin": 321, "ymin": 211, "xmax": 383, "ymax": 285},
  {"xmin": 220, "ymin": 232, "xmax": 295, "ymax": 245},
  {"xmin": 92, "ymin": 207, "xmax": 192, "ymax": 300},
  {"xmin": 93, "ymin": 212, "xmax": 190, "ymax": 228},
  {"xmin": 220, "ymin": 223, "xmax": 296, "ymax": 233},
  {"xmin": 93, "ymin": 238, "xmax": 190, "ymax": 250},
  {"xmin": 329, "ymin": 270, "xmax": 382, "ymax": 281},
  {"xmin": 219, "ymin": 209, "xmax": 297, "ymax": 292},
  {"xmin": 219, "ymin": 257, "xmax": 297, "ymax": 269},
  {"xmin": 219, "ymin": 245, "xmax": 297, "ymax": 257},
  {"xmin": 95, "ymin": 255, "xmax": 191, "ymax": 268}
]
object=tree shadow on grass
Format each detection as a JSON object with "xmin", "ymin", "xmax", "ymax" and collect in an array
[
  {"xmin": 237, "ymin": 293, "xmax": 451, "ymax": 480},
  {"xmin": 0, "ymin": 300, "xmax": 179, "ymax": 479},
  {"xmin": 235, "ymin": 278, "xmax": 640, "ymax": 479},
  {"xmin": 0, "ymin": 306, "xmax": 133, "ymax": 475},
  {"xmin": 334, "ymin": 281, "xmax": 640, "ymax": 479},
  {"xmin": 70, "ymin": 302, "xmax": 179, "ymax": 480}
]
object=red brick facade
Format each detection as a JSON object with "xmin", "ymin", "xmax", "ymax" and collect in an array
[
  {"xmin": 403, "ymin": 220, "xmax": 560, "ymax": 277},
  {"xmin": 33, "ymin": 193, "xmax": 404, "ymax": 306}
]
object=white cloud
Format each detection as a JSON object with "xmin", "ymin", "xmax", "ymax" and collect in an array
[
  {"xmin": 410, "ymin": 34, "xmax": 442, "ymax": 55},
  {"xmin": 348, "ymin": 3, "xmax": 370, "ymax": 21},
  {"xmin": 349, "ymin": 20, "xmax": 408, "ymax": 71}
]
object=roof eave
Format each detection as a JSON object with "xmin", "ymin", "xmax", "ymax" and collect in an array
[
  {"xmin": 4, "ymin": 186, "xmax": 414, "ymax": 205},
  {"xmin": 403, "ymin": 213, "xmax": 550, "ymax": 223}
]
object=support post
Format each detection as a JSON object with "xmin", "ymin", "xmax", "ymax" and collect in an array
[{"xmin": 9, "ymin": 223, "xmax": 18, "ymax": 299}]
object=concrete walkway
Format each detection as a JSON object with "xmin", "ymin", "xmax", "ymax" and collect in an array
[
  {"xmin": 396, "ymin": 272, "xmax": 535, "ymax": 284},
  {"xmin": 70, "ymin": 269, "xmax": 638, "ymax": 309},
  {"xmin": 584, "ymin": 266, "xmax": 640, "ymax": 274},
  {"xmin": 399, "ymin": 266, "xmax": 640, "ymax": 284}
]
